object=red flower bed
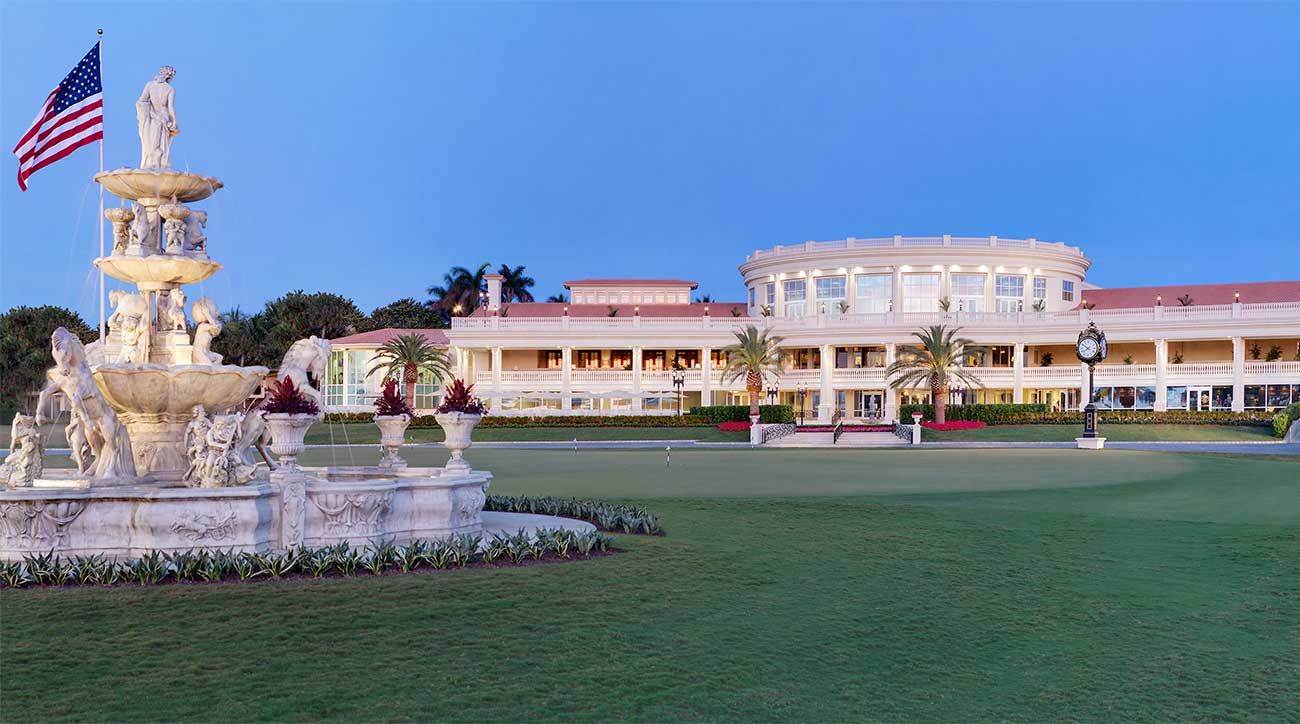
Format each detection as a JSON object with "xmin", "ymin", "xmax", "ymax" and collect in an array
[
  {"xmin": 796, "ymin": 425, "xmax": 894, "ymax": 433},
  {"xmin": 717, "ymin": 421, "xmax": 751, "ymax": 432},
  {"xmin": 921, "ymin": 420, "xmax": 988, "ymax": 431}
]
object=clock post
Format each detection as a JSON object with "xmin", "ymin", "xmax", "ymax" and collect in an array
[{"xmin": 1075, "ymin": 321, "xmax": 1108, "ymax": 449}]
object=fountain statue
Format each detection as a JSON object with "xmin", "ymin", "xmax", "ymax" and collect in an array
[{"xmin": 0, "ymin": 66, "xmax": 494, "ymax": 561}]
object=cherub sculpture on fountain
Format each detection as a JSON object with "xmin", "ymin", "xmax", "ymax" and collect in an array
[
  {"xmin": 158, "ymin": 289, "xmax": 188, "ymax": 332},
  {"xmin": 194, "ymin": 413, "xmax": 256, "ymax": 488},
  {"xmin": 0, "ymin": 413, "xmax": 43, "ymax": 488},
  {"xmin": 190, "ymin": 297, "xmax": 223, "ymax": 364}
]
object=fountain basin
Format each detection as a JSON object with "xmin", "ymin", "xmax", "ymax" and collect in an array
[
  {"xmin": 0, "ymin": 466, "xmax": 492, "ymax": 560},
  {"xmin": 94, "ymin": 168, "xmax": 223, "ymax": 203},
  {"xmin": 95, "ymin": 254, "xmax": 222, "ymax": 290},
  {"xmin": 92, "ymin": 364, "xmax": 269, "ymax": 481}
]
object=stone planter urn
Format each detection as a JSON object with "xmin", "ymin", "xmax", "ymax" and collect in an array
[
  {"xmin": 911, "ymin": 412, "xmax": 924, "ymax": 425},
  {"xmin": 435, "ymin": 412, "xmax": 481, "ymax": 473},
  {"xmin": 374, "ymin": 413, "xmax": 411, "ymax": 469},
  {"xmin": 264, "ymin": 413, "xmax": 317, "ymax": 469}
]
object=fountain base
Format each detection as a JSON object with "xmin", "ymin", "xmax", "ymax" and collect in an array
[{"xmin": 0, "ymin": 466, "xmax": 491, "ymax": 560}]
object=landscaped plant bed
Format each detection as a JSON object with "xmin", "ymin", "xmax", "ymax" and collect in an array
[
  {"xmin": 990, "ymin": 411, "xmax": 1275, "ymax": 426},
  {"xmin": 0, "ymin": 529, "xmax": 618, "ymax": 589},
  {"xmin": 484, "ymin": 495, "xmax": 665, "ymax": 535},
  {"xmin": 717, "ymin": 421, "xmax": 751, "ymax": 432},
  {"xmin": 323, "ymin": 413, "xmax": 712, "ymax": 428},
  {"xmin": 795, "ymin": 425, "xmax": 894, "ymax": 433},
  {"xmin": 922, "ymin": 421, "xmax": 987, "ymax": 431}
]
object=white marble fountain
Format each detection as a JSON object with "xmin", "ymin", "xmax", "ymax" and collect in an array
[{"xmin": 0, "ymin": 67, "xmax": 494, "ymax": 561}]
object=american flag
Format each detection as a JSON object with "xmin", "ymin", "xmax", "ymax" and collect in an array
[{"xmin": 12, "ymin": 41, "xmax": 103, "ymax": 191}]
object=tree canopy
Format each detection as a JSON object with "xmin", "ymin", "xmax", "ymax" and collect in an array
[
  {"xmin": 370, "ymin": 297, "xmax": 446, "ymax": 330},
  {"xmin": 0, "ymin": 305, "xmax": 94, "ymax": 412}
]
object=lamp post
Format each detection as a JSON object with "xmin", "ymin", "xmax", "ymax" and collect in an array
[
  {"xmin": 478, "ymin": 289, "xmax": 490, "ymax": 315},
  {"xmin": 671, "ymin": 365, "xmax": 685, "ymax": 416},
  {"xmin": 766, "ymin": 384, "xmax": 778, "ymax": 405},
  {"xmin": 796, "ymin": 383, "xmax": 807, "ymax": 425}
]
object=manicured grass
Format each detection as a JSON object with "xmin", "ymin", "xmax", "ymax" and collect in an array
[
  {"xmin": 303, "ymin": 423, "xmax": 747, "ymax": 445},
  {"xmin": 3, "ymin": 448, "xmax": 1298, "ymax": 721},
  {"xmin": 921, "ymin": 423, "xmax": 1275, "ymax": 443}
]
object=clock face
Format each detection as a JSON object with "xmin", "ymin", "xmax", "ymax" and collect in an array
[
  {"xmin": 1098, "ymin": 336, "xmax": 1108, "ymax": 360},
  {"xmin": 1077, "ymin": 337, "xmax": 1099, "ymax": 361}
]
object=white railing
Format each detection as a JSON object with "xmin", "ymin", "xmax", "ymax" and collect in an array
[
  {"xmin": 745, "ymin": 235, "xmax": 1086, "ymax": 261},
  {"xmin": 498, "ymin": 370, "xmax": 563, "ymax": 384},
  {"xmin": 571, "ymin": 369, "xmax": 632, "ymax": 383},
  {"xmin": 453, "ymin": 301, "xmax": 1299, "ymax": 332},
  {"xmin": 1093, "ymin": 364, "xmax": 1159, "ymax": 379},
  {"xmin": 1246, "ymin": 360, "xmax": 1300, "ymax": 375},
  {"xmin": 1167, "ymin": 363, "xmax": 1233, "ymax": 378},
  {"xmin": 1023, "ymin": 367, "xmax": 1083, "ymax": 382},
  {"xmin": 833, "ymin": 368, "xmax": 888, "ymax": 384}
]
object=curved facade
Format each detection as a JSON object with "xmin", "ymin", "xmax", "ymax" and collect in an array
[{"xmin": 739, "ymin": 236, "xmax": 1090, "ymax": 317}]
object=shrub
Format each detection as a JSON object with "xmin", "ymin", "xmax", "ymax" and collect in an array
[
  {"xmin": 899, "ymin": 403, "xmax": 1047, "ymax": 423},
  {"xmin": 436, "ymin": 379, "xmax": 487, "ymax": 415},
  {"xmin": 687, "ymin": 404, "xmax": 795, "ymax": 424},
  {"xmin": 262, "ymin": 377, "xmax": 320, "ymax": 416},
  {"xmin": 373, "ymin": 378, "xmax": 413, "ymax": 417},
  {"xmin": 922, "ymin": 420, "xmax": 988, "ymax": 431},
  {"xmin": 483, "ymin": 495, "xmax": 665, "ymax": 535},
  {"xmin": 324, "ymin": 413, "xmax": 712, "ymax": 428},
  {"xmin": 1273, "ymin": 402, "xmax": 1300, "ymax": 438}
]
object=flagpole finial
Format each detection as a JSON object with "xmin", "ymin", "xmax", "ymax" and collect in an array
[{"xmin": 97, "ymin": 28, "xmax": 103, "ymax": 36}]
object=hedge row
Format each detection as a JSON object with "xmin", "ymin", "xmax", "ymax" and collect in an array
[
  {"xmin": 686, "ymin": 405, "xmax": 796, "ymax": 424},
  {"xmin": 899, "ymin": 404, "xmax": 1047, "ymax": 423},
  {"xmin": 1274, "ymin": 402, "xmax": 1300, "ymax": 438},
  {"xmin": 322, "ymin": 413, "xmax": 711, "ymax": 428}
]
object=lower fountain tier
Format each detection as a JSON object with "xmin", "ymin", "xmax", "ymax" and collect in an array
[
  {"xmin": 0, "ymin": 466, "xmax": 492, "ymax": 560},
  {"xmin": 92, "ymin": 363, "xmax": 270, "ymax": 481}
]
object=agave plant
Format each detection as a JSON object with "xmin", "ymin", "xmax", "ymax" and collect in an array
[
  {"xmin": 720, "ymin": 325, "xmax": 784, "ymax": 420},
  {"xmin": 367, "ymin": 333, "xmax": 451, "ymax": 407},
  {"xmin": 886, "ymin": 325, "xmax": 984, "ymax": 425}
]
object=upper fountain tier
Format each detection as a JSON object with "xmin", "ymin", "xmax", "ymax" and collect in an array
[{"xmin": 95, "ymin": 168, "xmax": 223, "ymax": 204}]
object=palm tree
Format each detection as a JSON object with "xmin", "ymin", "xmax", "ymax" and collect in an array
[
  {"xmin": 367, "ymin": 333, "xmax": 452, "ymax": 407},
  {"xmin": 696, "ymin": 293, "xmax": 714, "ymax": 303},
  {"xmin": 886, "ymin": 325, "xmax": 984, "ymax": 424},
  {"xmin": 427, "ymin": 263, "xmax": 491, "ymax": 316},
  {"xmin": 546, "ymin": 292, "xmax": 568, "ymax": 303},
  {"xmin": 720, "ymin": 325, "xmax": 784, "ymax": 420},
  {"xmin": 1177, "ymin": 294, "xmax": 1194, "ymax": 307},
  {"xmin": 498, "ymin": 264, "xmax": 536, "ymax": 303}
]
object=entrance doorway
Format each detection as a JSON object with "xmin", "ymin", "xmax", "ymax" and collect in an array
[
  {"xmin": 854, "ymin": 391, "xmax": 884, "ymax": 420},
  {"xmin": 1190, "ymin": 387, "xmax": 1212, "ymax": 412}
]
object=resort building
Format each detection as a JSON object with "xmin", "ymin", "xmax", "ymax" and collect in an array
[{"xmin": 329, "ymin": 235, "xmax": 1300, "ymax": 421}]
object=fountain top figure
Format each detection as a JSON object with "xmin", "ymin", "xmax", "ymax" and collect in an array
[{"xmin": 136, "ymin": 65, "xmax": 179, "ymax": 170}]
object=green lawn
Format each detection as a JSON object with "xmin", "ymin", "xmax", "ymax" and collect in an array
[
  {"xmin": 921, "ymin": 423, "xmax": 1276, "ymax": 443},
  {"xmin": 3, "ymin": 448, "xmax": 1298, "ymax": 721},
  {"xmin": 304, "ymin": 423, "xmax": 747, "ymax": 445}
]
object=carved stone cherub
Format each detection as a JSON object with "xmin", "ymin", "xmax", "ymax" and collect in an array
[
  {"xmin": 182, "ymin": 404, "xmax": 211, "ymax": 485},
  {"xmin": 185, "ymin": 210, "xmax": 207, "ymax": 252},
  {"xmin": 0, "ymin": 413, "xmax": 43, "ymax": 488},
  {"xmin": 193, "ymin": 413, "xmax": 256, "ymax": 488},
  {"xmin": 190, "ymin": 297, "xmax": 223, "ymax": 365},
  {"xmin": 157, "ymin": 289, "xmax": 188, "ymax": 332}
]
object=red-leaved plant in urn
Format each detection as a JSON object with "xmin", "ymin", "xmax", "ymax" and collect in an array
[
  {"xmin": 436, "ymin": 379, "xmax": 486, "ymax": 415},
  {"xmin": 261, "ymin": 377, "xmax": 320, "ymax": 416},
  {"xmin": 374, "ymin": 378, "xmax": 413, "ymax": 417}
]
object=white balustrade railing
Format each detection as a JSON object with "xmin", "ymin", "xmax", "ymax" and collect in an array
[
  {"xmin": 1023, "ymin": 367, "xmax": 1083, "ymax": 382},
  {"xmin": 454, "ymin": 301, "xmax": 1299, "ymax": 332},
  {"xmin": 833, "ymin": 368, "xmax": 888, "ymax": 384},
  {"xmin": 571, "ymin": 369, "xmax": 632, "ymax": 383},
  {"xmin": 1245, "ymin": 360, "xmax": 1300, "ymax": 376},
  {"xmin": 745, "ymin": 235, "xmax": 1085, "ymax": 260},
  {"xmin": 1167, "ymin": 362, "xmax": 1233, "ymax": 378},
  {"xmin": 497, "ymin": 370, "xmax": 563, "ymax": 384},
  {"xmin": 1093, "ymin": 364, "xmax": 1158, "ymax": 379}
]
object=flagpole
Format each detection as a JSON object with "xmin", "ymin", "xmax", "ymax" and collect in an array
[{"xmin": 97, "ymin": 28, "xmax": 106, "ymax": 341}]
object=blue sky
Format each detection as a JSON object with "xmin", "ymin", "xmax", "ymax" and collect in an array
[{"xmin": 3, "ymin": 1, "xmax": 1298, "ymax": 323}]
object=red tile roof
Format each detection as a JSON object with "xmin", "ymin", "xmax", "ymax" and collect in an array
[
  {"xmin": 1084, "ymin": 280, "xmax": 1300, "ymax": 309},
  {"xmin": 330, "ymin": 328, "xmax": 449, "ymax": 346},
  {"xmin": 476, "ymin": 302, "xmax": 748, "ymax": 318},
  {"xmin": 563, "ymin": 279, "xmax": 699, "ymax": 289}
]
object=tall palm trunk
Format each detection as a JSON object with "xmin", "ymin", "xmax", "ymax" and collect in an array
[
  {"xmin": 931, "ymin": 372, "xmax": 947, "ymax": 424},
  {"xmin": 747, "ymin": 370, "xmax": 763, "ymax": 419},
  {"xmin": 404, "ymin": 363, "xmax": 417, "ymax": 406}
]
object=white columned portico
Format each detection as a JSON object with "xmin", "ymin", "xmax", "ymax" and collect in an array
[
  {"xmin": 891, "ymin": 269, "xmax": 904, "ymax": 318},
  {"xmin": 560, "ymin": 346, "xmax": 572, "ymax": 411},
  {"xmin": 884, "ymin": 342, "xmax": 898, "ymax": 421},
  {"xmin": 818, "ymin": 343, "xmax": 834, "ymax": 422},
  {"xmin": 1012, "ymin": 343, "xmax": 1025, "ymax": 403},
  {"xmin": 1154, "ymin": 339, "xmax": 1168, "ymax": 411},
  {"xmin": 701, "ymin": 346, "xmax": 713, "ymax": 407},
  {"xmin": 1231, "ymin": 336, "xmax": 1245, "ymax": 412},
  {"xmin": 631, "ymin": 346, "xmax": 643, "ymax": 412},
  {"xmin": 490, "ymin": 346, "xmax": 503, "ymax": 411}
]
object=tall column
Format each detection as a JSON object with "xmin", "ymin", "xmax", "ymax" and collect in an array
[
  {"xmin": 1153, "ymin": 339, "xmax": 1168, "ymax": 411},
  {"xmin": 701, "ymin": 346, "xmax": 713, "ymax": 407},
  {"xmin": 1231, "ymin": 336, "xmax": 1245, "ymax": 412},
  {"xmin": 561, "ymin": 346, "xmax": 572, "ymax": 411},
  {"xmin": 773, "ymin": 280, "xmax": 785, "ymax": 317},
  {"xmin": 885, "ymin": 342, "xmax": 898, "ymax": 421},
  {"xmin": 1079, "ymin": 361, "xmax": 1090, "ymax": 411},
  {"xmin": 1012, "ymin": 343, "xmax": 1025, "ymax": 403},
  {"xmin": 631, "ymin": 346, "xmax": 643, "ymax": 412},
  {"xmin": 490, "ymin": 346, "xmax": 503, "ymax": 412},
  {"xmin": 818, "ymin": 343, "xmax": 834, "ymax": 422},
  {"xmin": 891, "ymin": 269, "xmax": 904, "ymax": 317}
]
